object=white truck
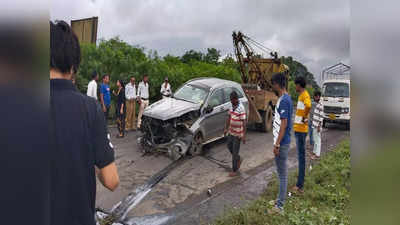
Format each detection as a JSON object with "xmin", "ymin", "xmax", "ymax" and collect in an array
[{"xmin": 321, "ymin": 63, "xmax": 351, "ymax": 129}]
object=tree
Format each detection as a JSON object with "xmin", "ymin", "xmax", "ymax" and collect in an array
[
  {"xmin": 181, "ymin": 50, "xmax": 204, "ymax": 63},
  {"xmin": 204, "ymin": 48, "xmax": 221, "ymax": 64}
]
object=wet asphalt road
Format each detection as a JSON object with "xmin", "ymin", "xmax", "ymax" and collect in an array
[{"xmin": 96, "ymin": 122, "xmax": 349, "ymax": 225}]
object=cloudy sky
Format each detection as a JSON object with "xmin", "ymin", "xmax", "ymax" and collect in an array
[{"xmin": 51, "ymin": 0, "xmax": 349, "ymax": 84}]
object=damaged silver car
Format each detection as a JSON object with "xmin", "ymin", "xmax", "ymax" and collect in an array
[{"xmin": 138, "ymin": 77, "xmax": 249, "ymax": 160}]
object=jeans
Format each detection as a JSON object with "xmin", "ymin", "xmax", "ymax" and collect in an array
[
  {"xmin": 275, "ymin": 144, "xmax": 290, "ymax": 209},
  {"xmin": 312, "ymin": 129, "xmax": 321, "ymax": 157},
  {"xmin": 227, "ymin": 135, "xmax": 241, "ymax": 172},
  {"xmin": 308, "ymin": 123, "xmax": 314, "ymax": 146},
  {"xmin": 104, "ymin": 105, "xmax": 110, "ymax": 120},
  {"xmin": 295, "ymin": 132, "xmax": 307, "ymax": 189}
]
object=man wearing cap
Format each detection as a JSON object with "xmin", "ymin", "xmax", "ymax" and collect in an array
[{"xmin": 160, "ymin": 77, "xmax": 172, "ymax": 99}]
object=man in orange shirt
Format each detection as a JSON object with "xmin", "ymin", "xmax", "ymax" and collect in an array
[{"xmin": 292, "ymin": 77, "xmax": 311, "ymax": 194}]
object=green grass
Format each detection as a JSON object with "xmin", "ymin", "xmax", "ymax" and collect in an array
[{"xmin": 213, "ymin": 139, "xmax": 350, "ymax": 225}]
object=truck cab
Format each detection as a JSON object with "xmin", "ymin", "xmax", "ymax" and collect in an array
[{"xmin": 321, "ymin": 78, "xmax": 350, "ymax": 129}]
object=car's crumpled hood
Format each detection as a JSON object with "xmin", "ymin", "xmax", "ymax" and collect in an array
[{"xmin": 143, "ymin": 97, "xmax": 201, "ymax": 121}]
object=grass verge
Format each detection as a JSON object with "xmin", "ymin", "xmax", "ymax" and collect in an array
[{"xmin": 213, "ymin": 139, "xmax": 350, "ymax": 225}]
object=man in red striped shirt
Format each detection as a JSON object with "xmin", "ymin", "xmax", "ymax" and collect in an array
[{"xmin": 224, "ymin": 91, "xmax": 247, "ymax": 177}]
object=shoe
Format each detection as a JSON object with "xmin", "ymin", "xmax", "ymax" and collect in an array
[
  {"xmin": 311, "ymin": 154, "xmax": 320, "ymax": 160},
  {"xmin": 228, "ymin": 172, "xmax": 239, "ymax": 177},
  {"xmin": 267, "ymin": 205, "xmax": 283, "ymax": 215},
  {"xmin": 291, "ymin": 186, "xmax": 304, "ymax": 194}
]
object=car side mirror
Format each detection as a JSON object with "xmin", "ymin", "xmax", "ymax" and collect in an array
[{"xmin": 204, "ymin": 105, "xmax": 214, "ymax": 114}]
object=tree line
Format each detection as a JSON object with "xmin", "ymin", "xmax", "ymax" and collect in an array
[{"xmin": 75, "ymin": 37, "xmax": 318, "ymax": 105}]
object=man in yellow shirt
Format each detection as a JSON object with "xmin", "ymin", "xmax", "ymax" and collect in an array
[{"xmin": 292, "ymin": 77, "xmax": 311, "ymax": 194}]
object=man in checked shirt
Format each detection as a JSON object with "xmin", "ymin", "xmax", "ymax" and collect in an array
[{"xmin": 224, "ymin": 91, "xmax": 247, "ymax": 177}]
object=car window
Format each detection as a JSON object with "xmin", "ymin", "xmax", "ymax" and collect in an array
[
  {"xmin": 223, "ymin": 87, "xmax": 244, "ymax": 103},
  {"xmin": 173, "ymin": 84, "xmax": 209, "ymax": 104},
  {"xmin": 208, "ymin": 89, "xmax": 224, "ymax": 108}
]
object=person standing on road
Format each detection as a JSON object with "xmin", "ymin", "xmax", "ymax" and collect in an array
[
  {"xmin": 268, "ymin": 72, "xmax": 293, "ymax": 213},
  {"xmin": 113, "ymin": 80, "xmax": 126, "ymax": 138},
  {"xmin": 87, "ymin": 70, "xmax": 99, "ymax": 100},
  {"xmin": 125, "ymin": 76, "xmax": 137, "ymax": 131},
  {"xmin": 311, "ymin": 91, "xmax": 323, "ymax": 160},
  {"xmin": 137, "ymin": 74, "xmax": 150, "ymax": 129},
  {"xmin": 292, "ymin": 76, "xmax": 311, "ymax": 194},
  {"xmin": 50, "ymin": 20, "xmax": 119, "ymax": 225},
  {"xmin": 100, "ymin": 74, "xmax": 111, "ymax": 120},
  {"xmin": 224, "ymin": 91, "xmax": 247, "ymax": 177},
  {"xmin": 308, "ymin": 97, "xmax": 316, "ymax": 149},
  {"xmin": 160, "ymin": 77, "xmax": 172, "ymax": 98}
]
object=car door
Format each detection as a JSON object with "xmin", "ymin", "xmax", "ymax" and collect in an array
[{"xmin": 201, "ymin": 88, "xmax": 227, "ymax": 141}]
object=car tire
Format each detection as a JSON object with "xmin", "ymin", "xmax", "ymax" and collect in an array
[{"xmin": 188, "ymin": 132, "xmax": 203, "ymax": 156}]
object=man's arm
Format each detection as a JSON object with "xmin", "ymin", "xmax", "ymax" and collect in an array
[
  {"xmin": 303, "ymin": 94, "xmax": 312, "ymax": 118},
  {"xmin": 100, "ymin": 92, "xmax": 106, "ymax": 111},
  {"xmin": 242, "ymin": 118, "xmax": 247, "ymax": 143},
  {"xmin": 224, "ymin": 113, "xmax": 231, "ymax": 135},
  {"xmin": 96, "ymin": 163, "xmax": 119, "ymax": 191},
  {"xmin": 275, "ymin": 118, "xmax": 288, "ymax": 145},
  {"xmin": 92, "ymin": 102, "xmax": 119, "ymax": 190}
]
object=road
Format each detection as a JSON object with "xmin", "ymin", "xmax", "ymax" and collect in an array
[{"xmin": 96, "ymin": 123, "xmax": 349, "ymax": 225}]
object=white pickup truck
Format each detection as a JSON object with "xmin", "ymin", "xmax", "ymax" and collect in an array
[{"xmin": 321, "ymin": 63, "xmax": 351, "ymax": 129}]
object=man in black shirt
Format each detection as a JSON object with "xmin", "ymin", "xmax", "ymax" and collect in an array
[{"xmin": 50, "ymin": 20, "xmax": 119, "ymax": 225}]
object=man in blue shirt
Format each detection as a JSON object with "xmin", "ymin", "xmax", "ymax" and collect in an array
[
  {"xmin": 100, "ymin": 74, "xmax": 111, "ymax": 119},
  {"xmin": 269, "ymin": 72, "xmax": 293, "ymax": 214}
]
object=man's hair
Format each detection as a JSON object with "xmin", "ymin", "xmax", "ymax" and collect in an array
[
  {"xmin": 91, "ymin": 70, "xmax": 98, "ymax": 79},
  {"xmin": 143, "ymin": 74, "xmax": 148, "ymax": 78},
  {"xmin": 230, "ymin": 91, "xmax": 239, "ymax": 100},
  {"xmin": 314, "ymin": 91, "xmax": 321, "ymax": 97},
  {"xmin": 50, "ymin": 20, "xmax": 81, "ymax": 74},
  {"xmin": 294, "ymin": 76, "xmax": 306, "ymax": 88},
  {"xmin": 271, "ymin": 72, "xmax": 287, "ymax": 89},
  {"xmin": 102, "ymin": 74, "xmax": 110, "ymax": 80}
]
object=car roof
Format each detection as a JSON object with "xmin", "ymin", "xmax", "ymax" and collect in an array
[{"xmin": 187, "ymin": 77, "xmax": 239, "ymax": 89}]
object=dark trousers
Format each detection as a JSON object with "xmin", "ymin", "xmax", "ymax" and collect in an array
[
  {"xmin": 295, "ymin": 132, "xmax": 307, "ymax": 189},
  {"xmin": 227, "ymin": 135, "xmax": 241, "ymax": 172},
  {"xmin": 104, "ymin": 105, "xmax": 110, "ymax": 120},
  {"xmin": 116, "ymin": 105, "xmax": 125, "ymax": 135}
]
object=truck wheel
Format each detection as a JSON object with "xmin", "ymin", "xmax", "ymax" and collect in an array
[
  {"xmin": 256, "ymin": 106, "xmax": 273, "ymax": 132},
  {"xmin": 188, "ymin": 133, "xmax": 203, "ymax": 156},
  {"xmin": 264, "ymin": 106, "xmax": 273, "ymax": 132}
]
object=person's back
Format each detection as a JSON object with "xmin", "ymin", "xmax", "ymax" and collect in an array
[
  {"xmin": 50, "ymin": 20, "xmax": 119, "ymax": 225},
  {"xmin": 51, "ymin": 80, "xmax": 115, "ymax": 224}
]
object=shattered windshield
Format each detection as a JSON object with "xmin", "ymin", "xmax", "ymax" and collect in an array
[
  {"xmin": 173, "ymin": 84, "xmax": 209, "ymax": 104},
  {"xmin": 323, "ymin": 82, "xmax": 350, "ymax": 98}
]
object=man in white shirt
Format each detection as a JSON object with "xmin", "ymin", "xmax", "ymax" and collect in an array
[
  {"xmin": 160, "ymin": 77, "xmax": 172, "ymax": 98},
  {"xmin": 86, "ymin": 71, "xmax": 98, "ymax": 100},
  {"xmin": 137, "ymin": 74, "xmax": 150, "ymax": 129},
  {"xmin": 125, "ymin": 76, "xmax": 137, "ymax": 131}
]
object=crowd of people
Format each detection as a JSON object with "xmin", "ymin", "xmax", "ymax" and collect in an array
[
  {"xmin": 85, "ymin": 70, "xmax": 172, "ymax": 138},
  {"xmin": 49, "ymin": 20, "xmax": 324, "ymax": 224}
]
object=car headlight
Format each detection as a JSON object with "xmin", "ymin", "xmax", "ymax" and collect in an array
[{"xmin": 342, "ymin": 108, "xmax": 349, "ymax": 113}]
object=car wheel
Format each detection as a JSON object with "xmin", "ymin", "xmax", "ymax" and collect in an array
[
  {"xmin": 189, "ymin": 132, "xmax": 203, "ymax": 156},
  {"xmin": 169, "ymin": 145, "xmax": 183, "ymax": 161}
]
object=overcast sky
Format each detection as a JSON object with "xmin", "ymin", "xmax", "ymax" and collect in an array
[{"xmin": 51, "ymin": 0, "xmax": 349, "ymax": 84}]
